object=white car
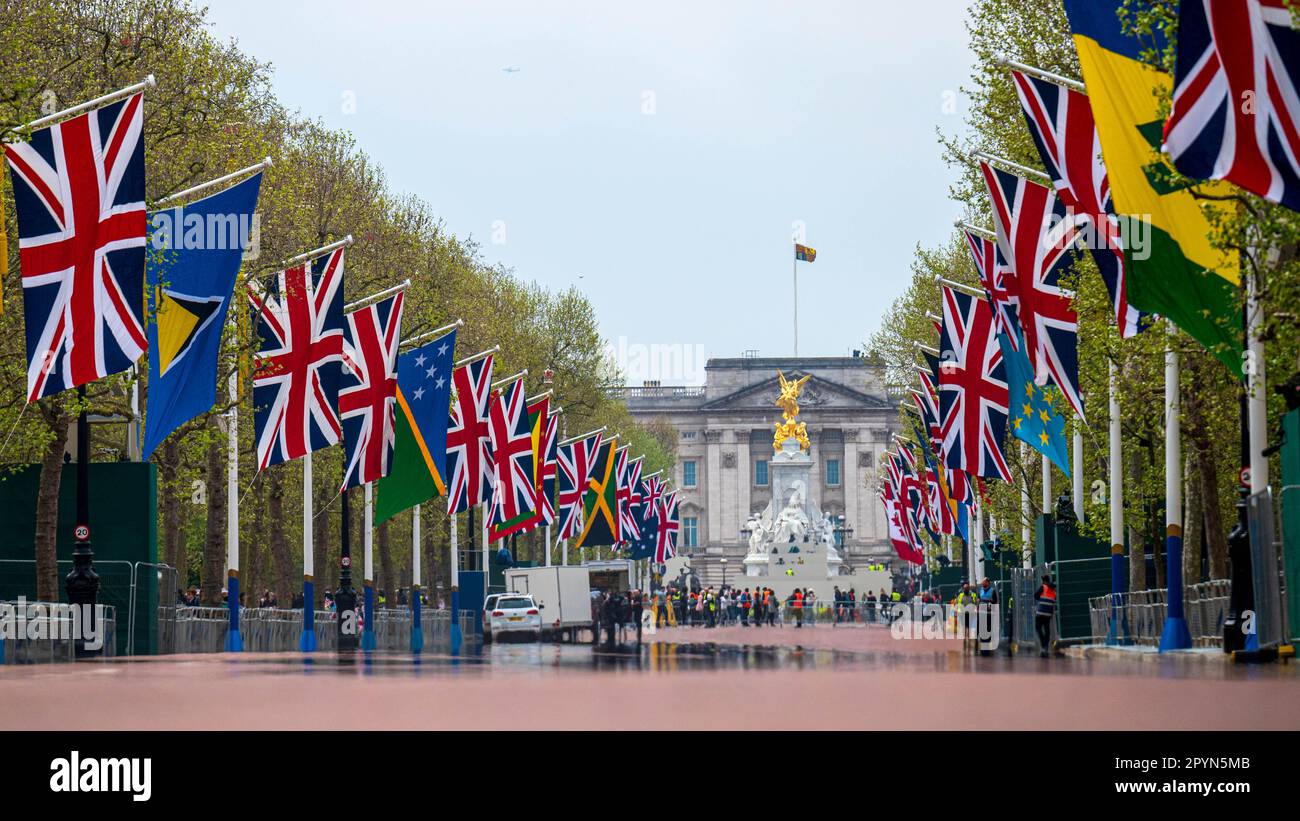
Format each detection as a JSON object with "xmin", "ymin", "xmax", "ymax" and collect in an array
[{"xmin": 485, "ymin": 594, "xmax": 541, "ymax": 642}]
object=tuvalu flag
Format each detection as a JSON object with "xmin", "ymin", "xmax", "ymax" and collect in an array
[
  {"xmin": 1063, "ymin": 0, "xmax": 1241, "ymax": 376},
  {"xmin": 142, "ymin": 171, "xmax": 263, "ymax": 460},
  {"xmin": 373, "ymin": 328, "xmax": 457, "ymax": 525},
  {"xmin": 998, "ymin": 324, "xmax": 1070, "ymax": 478},
  {"xmin": 794, "ymin": 243, "xmax": 816, "ymax": 262},
  {"xmin": 575, "ymin": 439, "xmax": 619, "ymax": 548}
]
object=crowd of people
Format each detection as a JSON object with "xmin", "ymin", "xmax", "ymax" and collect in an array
[{"xmin": 649, "ymin": 584, "xmax": 912, "ymax": 628}]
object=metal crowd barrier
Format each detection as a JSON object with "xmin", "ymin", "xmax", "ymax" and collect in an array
[
  {"xmin": 0, "ymin": 601, "xmax": 117, "ymax": 664},
  {"xmin": 1087, "ymin": 580, "xmax": 1231, "ymax": 648},
  {"xmin": 169, "ymin": 605, "xmax": 479, "ymax": 654}
]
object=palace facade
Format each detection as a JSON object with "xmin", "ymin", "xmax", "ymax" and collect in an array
[{"xmin": 619, "ymin": 354, "xmax": 901, "ymax": 587}]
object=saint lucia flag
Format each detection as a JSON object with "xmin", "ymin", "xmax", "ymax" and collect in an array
[
  {"xmin": 142, "ymin": 172, "xmax": 263, "ymax": 460},
  {"xmin": 998, "ymin": 325, "xmax": 1070, "ymax": 478}
]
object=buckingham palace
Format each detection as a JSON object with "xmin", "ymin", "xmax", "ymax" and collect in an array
[{"xmin": 619, "ymin": 353, "xmax": 901, "ymax": 587}]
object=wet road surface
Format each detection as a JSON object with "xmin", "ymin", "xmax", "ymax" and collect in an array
[{"xmin": 1, "ymin": 626, "xmax": 1296, "ymax": 729}]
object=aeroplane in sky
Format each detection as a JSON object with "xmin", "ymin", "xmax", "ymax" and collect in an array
[{"xmin": 502, "ymin": 66, "xmax": 520, "ymax": 74}]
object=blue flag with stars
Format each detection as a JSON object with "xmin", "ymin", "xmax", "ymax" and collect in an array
[
  {"xmin": 998, "ymin": 326, "xmax": 1070, "ymax": 478},
  {"xmin": 373, "ymin": 328, "xmax": 457, "ymax": 524}
]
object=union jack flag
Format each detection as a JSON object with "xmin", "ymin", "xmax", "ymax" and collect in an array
[
  {"xmin": 963, "ymin": 229, "xmax": 1020, "ymax": 346},
  {"xmin": 1165, "ymin": 0, "xmax": 1300, "ymax": 213},
  {"xmin": 533, "ymin": 403, "xmax": 559, "ymax": 527},
  {"xmin": 643, "ymin": 474, "xmax": 665, "ymax": 517},
  {"xmin": 937, "ymin": 286, "xmax": 1012, "ymax": 482},
  {"xmin": 556, "ymin": 431, "xmax": 603, "ymax": 539},
  {"xmin": 879, "ymin": 482, "xmax": 918, "ymax": 564},
  {"xmin": 1011, "ymin": 69, "xmax": 1145, "ymax": 338},
  {"xmin": 248, "ymin": 248, "xmax": 346, "ymax": 470},
  {"xmin": 617, "ymin": 452, "xmax": 644, "ymax": 542},
  {"xmin": 980, "ymin": 161, "xmax": 1086, "ymax": 421},
  {"xmin": 445, "ymin": 355, "xmax": 495, "ymax": 515},
  {"xmin": 339, "ymin": 292, "xmax": 404, "ymax": 490},
  {"xmin": 885, "ymin": 455, "xmax": 927, "ymax": 563},
  {"xmin": 4, "ymin": 92, "xmax": 147, "ymax": 402},
  {"xmin": 488, "ymin": 379, "xmax": 537, "ymax": 540},
  {"xmin": 656, "ymin": 490, "xmax": 680, "ymax": 563}
]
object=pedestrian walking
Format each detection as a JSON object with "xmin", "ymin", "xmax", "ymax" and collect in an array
[{"xmin": 1034, "ymin": 575, "xmax": 1057, "ymax": 657}]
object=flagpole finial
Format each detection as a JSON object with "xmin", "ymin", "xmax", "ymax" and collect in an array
[{"xmin": 145, "ymin": 74, "xmax": 157, "ymax": 89}]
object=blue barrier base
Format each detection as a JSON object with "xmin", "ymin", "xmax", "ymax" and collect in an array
[
  {"xmin": 361, "ymin": 629, "xmax": 376, "ymax": 651},
  {"xmin": 1158, "ymin": 616, "xmax": 1192, "ymax": 652},
  {"xmin": 0, "ymin": 638, "xmax": 6, "ymax": 665},
  {"xmin": 225, "ymin": 628, "xmax": 243, "ymax": 652},
  {"xmin": 410, "ymin": 627, "xmax": 424, "ymax": 654},
  {"xmin": 299, "ymin": 629, "xmax": 316, "ymax": 652}
]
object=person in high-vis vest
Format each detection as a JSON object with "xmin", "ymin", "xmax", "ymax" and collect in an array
[{"xmin": 1034, "ymin": 575, "xmax": 1057, "ymax": 657}]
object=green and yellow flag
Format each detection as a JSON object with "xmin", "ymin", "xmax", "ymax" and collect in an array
[
  {"xmin": 574, "ymin": 439, "xmax": 619, "ymax": 548},
  {"xmin": 1063, "ymin": 0, "xmax": 1241, "ymax": 376}
]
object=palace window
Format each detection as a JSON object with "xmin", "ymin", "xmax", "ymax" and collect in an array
[
  {"xmin": 755, "ymin": 459, "xmax": 768, "ymax": 486},
  {"xmin": 683, "ymin": 460, "xmax": 697, "ymax": 487},
  {"xmin": 683, "ymin": 517, "xmax": 699, "ymax": 548},
  {"xmin": 826, "ymin": 458, "xmax": 841, "ymax": 487}
]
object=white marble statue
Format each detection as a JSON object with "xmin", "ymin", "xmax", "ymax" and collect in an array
[
  {"xmin": 772, "ymin": 482, "xmax": 811, "ymax": 544},
  {"xmin": 746, "ymin": 513, "xmax": 768, "ymax": 557}
]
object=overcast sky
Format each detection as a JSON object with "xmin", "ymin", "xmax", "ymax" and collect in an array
[{"xmin": 205, "ymin": 0, "xmax": 974, "ymax": 384}]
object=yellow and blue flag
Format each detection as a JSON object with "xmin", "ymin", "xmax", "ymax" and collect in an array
[
  {"xmin": 794, "ymin": 243, "xmax": 816, "ymax": 262},
  {"xmin": 143, "ymin": 171, "xmax": 263, "ymax": 459}
]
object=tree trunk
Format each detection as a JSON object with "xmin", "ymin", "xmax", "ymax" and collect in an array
[
  {"xmin": 200, "ymin": 428, "xmax": 226, "ymax": 607},
  {"xmin": 1183, "ymin": 367, "xmax": 1229, "ymax": 580},
  {"xmin": 313, "ymin": 463, "xmax": 330, "ymax": 591},
  {"xmin": 248, "ymin": 480, "xmax": 265, "ymax": 607},
  {"xmin": 268, "ymin": 469, "xmax": 293, "ymax": 607},
  {"xmin": 1184, "ymin": 454, "xmax": 1204, "ymax": 587},
  {"xmin": 160, "ymin": 438, "xmax": 184, "ymax": 600},
  {"xmin": 34, "ymin": 410, "xmax": 70, "ymax": 602},
  {"xmin": 377, "ymin": 519, "xmax": 392, "ymax": 608},
  {"xmin": 1127, "ymin": 445, "xmax": 1145, "ymax": 593}
]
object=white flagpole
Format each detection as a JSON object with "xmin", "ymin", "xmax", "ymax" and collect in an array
[
  {"xmin": 450, "ymin": 510, "xmax": 461, "ymax": 647},
  {"xmin": 1108, "ymin": 360, "xmax": 1125, "ymax": 614},
  {"xmin": 362, "ymin": 483, "xmax": 376, "ymax": 650},
  {"xmin": 300, "ymin": 452, "xmax": 316, "ymax": 651},
  {"xmin": 1072, "ymin": 421, "xmax": 1085, "ymax": 526},
  {"xmin": 411, "ymin": 503, "xmax": 424, "ymax": 653},
  {"xmin": 562, "ymin": 538, "xmax": 568, "ymax": 566},
  {"xmin": 544, "ymin": 525, "xmax": 552, "ymax": 567},
  {"xmin": 1020, "ymin": 442, "xmax": 1032, "ymax": 568},
  {"xmin": 225, "ymin": 371, "xmax": 242, "ymax": 651},
  {"xmin": 1042, "ymin": 454, "xmax": 1052, "ymax": 518},
  {"xmin": 793, "ymin": 250, "xmax": 799, "ymax": 357},
  {"xmin": 154, "ymin": 157, "xmax": 272, "ymax": 207},
  {"xmin": 1160, "ymin": 322, "xmax": 1191, "ymax": 650},
  {"xmin": 1247, "ymin": 268, "xmax": 1268, "ymax": 495},
  {"xmin": 481, "ymin": 501, "xmax": 490, "ymax": 593},
  {"xmin": 15, "ymin": 75, "xmax": 155, "ymax": 133}
]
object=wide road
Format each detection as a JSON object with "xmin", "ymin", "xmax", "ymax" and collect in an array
[{"xmin": 1, "ymin": 625, "xmax": 1296, "ymax": 730}]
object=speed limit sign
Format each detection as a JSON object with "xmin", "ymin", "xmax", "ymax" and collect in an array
[{"xmin": 73, "ymin": 524, "xmax": 90, "ymax": 541}]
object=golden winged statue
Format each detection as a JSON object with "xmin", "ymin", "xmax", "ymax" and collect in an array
[{"xmin": 773, "ymin": 370, "xmax": 812, "ymax": 452}]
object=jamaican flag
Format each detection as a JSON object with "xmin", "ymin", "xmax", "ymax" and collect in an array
[
  {"xmin": 574, "ymin": 439, "xmax": 618, "ymax": 548},
  {"xmin": 1063, "ymin": 0, "xmax": 1241, "ymax": 376}
]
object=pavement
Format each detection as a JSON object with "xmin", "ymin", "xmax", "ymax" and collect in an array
[{"xmin": 1, "ymin": 624, "xmax": 1297, "ymax": 730}]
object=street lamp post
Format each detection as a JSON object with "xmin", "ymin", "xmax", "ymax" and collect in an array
[
  {"xmin": 65, "ymin": 385, "xmax": 99, "ymax": 657},
  {"xmin": 719, "ymin": 557, "xmax": 728, "ymax": 589}
]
